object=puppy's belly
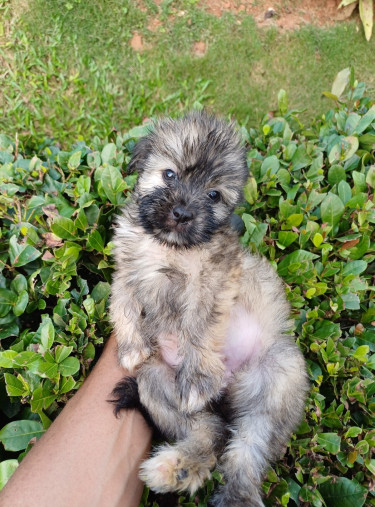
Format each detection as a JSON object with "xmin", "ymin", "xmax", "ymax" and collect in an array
[
  {"xmin": 158, "ymin": 304, "xmax": 262, "ymax": 378},
  {"xmin": 223, "ymin": 303, "xmax": 262, "ymax": 378}
]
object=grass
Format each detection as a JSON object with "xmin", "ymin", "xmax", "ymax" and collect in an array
[{"xmin": 1, "ymin": 0, "xmax": 375, "ymax": 147}]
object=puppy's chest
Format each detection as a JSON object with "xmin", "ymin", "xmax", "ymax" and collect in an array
[{"xmin": 130, "ymin": 240, "xmax": 215, "ymax": 313}]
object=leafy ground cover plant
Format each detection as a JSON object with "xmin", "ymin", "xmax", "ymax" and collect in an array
[{"xmin": 0, "ymin": 70, "xmax": 374, "ymax": 506}]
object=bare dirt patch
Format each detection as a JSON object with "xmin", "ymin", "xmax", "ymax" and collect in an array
[
  {"xmin": 199, "ymin": 0, "xmax": 358, "ymax": 30},
  {"xmin": 193, "ymin": 41, "xmax": 207, "ymax": 57},
  {"xmin": 130, "ymin": 32, "xmax": 145, "ymax": 52},
  {"xmin": 130, "ymin": 0, "xmax": 360, "ymax": 53}
]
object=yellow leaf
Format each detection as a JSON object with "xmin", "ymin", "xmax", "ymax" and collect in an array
[
  {"xmin": 359, "ymin": 0, "xmax": 374, "ymax": 41},
  {"xmin": 338, "ymin": 0, "xmax": 358, "ymax": 7}
]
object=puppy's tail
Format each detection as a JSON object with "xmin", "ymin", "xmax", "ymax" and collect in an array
[{"xmin": 109, "ymin": 376, "xmax": 162, "ymax": 435}]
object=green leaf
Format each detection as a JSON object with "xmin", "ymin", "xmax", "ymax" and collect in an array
[
  {"xmin": 328, "ymin": 165, "xmax": 346, "ymax": 185},
  {"xmin": 319, "ymin": 477, "xmax": 367, "ymax": 507},
  {"xmin": 40, "ymin": 318, "xmax": 55, "ymax": 350},
  {"xmin": 290, "ymin": 145, "xmax": 312, "ymax": 171},
  {"xmin": 316, "ymin": 432, "xmax": 341, "ymax": 454},
  {"xmin": 10, "ymin": 274, "xmax": 27, "ymax": 294},
  {"xmin": 87, "ymin": 229, "xmax": 104, "ymax": 252},
  {"xmin": 278, "ymin": 250, "xmax": 318, "ymax": 279},
  {"xmin": 243, "ymin": 177, "xmax": 258, "ymax": 205},
  {"xmin": 0, "ymin": 289, "xmax": 17, "ymax": 318},
  {"xmin": 100, "ymin": 165, "xmax": 127, "ymax": 204},
  {"xmin": 101, "ymin": 143, "xmax": 116, "ymax": 163},
  {"xmin": 91, "ymin": 281, "xmax": 111, "ymax": 302},
  {"xmin": 55, "ymin": 345, "xmax": 73, "ymax": 363},
  {"xmin": 75, "ymin": 209, "xmax": 88, "ymax": 231},
  {"xmin": 352, "ymin": 345, "xmax": 369, "ymax": 361},
  {"xmin": 352, "ymin": 171, "xmax": 367, "ymax": 192},
  {"xmin": 76, "ymin": 175, "xmax": 91, "ymax": 195},
  {"xmin": 83, "ymin": 341, "xmax": 95, "ymax": 360},
  {"xmin": 342, "ymin": 260, "xmax": 367, "ymax": 276},
  {"xmin": 0, "ymin": 420, "xmax": 44, "ymax": 452},
  {"xmin": 277, "ymin": 231, "xmax": 298, "ymax": 248},
  {"xmin": 367, "ymin": 354, "xmax": 375, "ymax": 369},
  {"xmin": 0, "ymin": 350, "xmax": 17, "ymax": 368},
  {"xmin": 30, "ymin": 385, "xmax": 56, "ymax": 412},
  {"xmin": 320, "ymin": 193, "xmax": 345, "ymax": 227},
  {"xmin": 37, "ymin": 361, "xmax": 59, "ymax": 379},
  {"xmin": 67, "ymin": 150, "xmax": 82, "ymax": 170},
  {"xmin": 60, "ymin": 376, "xmax": 76, "ymax": 394},
  {"xmin": 58, "ymin": 356, "xmax": 80, "ymax": 376},
  {"xmin": 51, "ymin": 217, "xmax": 77, "ymax": 241},
  {"xmin": 342, "ymin": 136, "xmax": 359, "ymax": 161},
  {"xmin": 345, "ymin": 427, "xmax": 362, "ymax": 438},
  {"xmin": 341, "ymin": 293, "xmax": 360, "ymax": 310},
  {"xmin": 260, "ymin": 155, "xmax": 279, "ymax": 177},
  {"xmin": 13, "ymin": 290, "xmax": 29, "ymax": 316},
  {"xmin": 87, "ymin": 151, "xmax": 101, "ymax": 169},
  {"xmin": 285, "ymin": 213, "xmax": 303, "ymax": 228},
  {"xmin": 338, "ymin": 180, "xmax": 352, "ymax": 204},
  {"xmin": 313, "ymin": 232, "xmax": 323, "ymax": 247},
  {"xmin": 9, "ymin": 235, "xmax": 42, "ymax": 267},
  {"xmin": 366, "ymin": 165, "xmax": 375, "ymax": 188},
  {"xmin": 4, "ymin": 373, "xmax": 26, "ymax": 397},
  {"xmin": 12, "ymin": 351, "xmax": 40, "ymax": 368},
  {"xmin": 328, "ymin": 143, "xmax": 341, "ymax": 164},
  {"xmin": 353, "ymin": 104, "xmax": 375, "ymax": 133},
  {"xmin": 278, "ymin": 89, "xmax": 288, "ymax": 115},
  {"xmin": 0, "ymin": 460, "xmax": 19, "ymax": 490}
]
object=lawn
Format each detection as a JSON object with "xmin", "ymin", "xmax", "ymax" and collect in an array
[{"xmin": 1, "ymin": 0, "xmax": 375, "ymax": 145}]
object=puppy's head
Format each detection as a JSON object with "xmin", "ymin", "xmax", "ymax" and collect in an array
[{"xmin": 129, "ymin": 112, "xmax": 248, "ymax": 248}]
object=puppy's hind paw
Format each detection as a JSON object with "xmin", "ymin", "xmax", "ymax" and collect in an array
[{"xmin": 140, "ymin": 445, "xmax": 214, "ymax": 495}]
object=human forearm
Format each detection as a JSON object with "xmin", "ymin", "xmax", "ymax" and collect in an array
[{"xmin": 0, "ymin": 335, "xmax": 152, "ymax": 507}]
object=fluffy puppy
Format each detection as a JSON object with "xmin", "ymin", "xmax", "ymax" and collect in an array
[{"xmin": 110, "ymin": 112, "xmax": 309, "ymax": 506}]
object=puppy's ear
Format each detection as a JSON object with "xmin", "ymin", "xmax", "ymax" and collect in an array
[{"xmin": 127, "ymin": 136, "xmax": 151, "ymax": 173}]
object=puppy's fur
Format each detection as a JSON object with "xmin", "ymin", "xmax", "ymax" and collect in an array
[{"xmin": 110, "ymin": 112, "xmax": 309, "ymax": 506}]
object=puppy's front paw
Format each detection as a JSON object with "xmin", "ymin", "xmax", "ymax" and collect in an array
[{"xmin": 119, "ymin": 347, "xmax": 151, "ymax": 373}]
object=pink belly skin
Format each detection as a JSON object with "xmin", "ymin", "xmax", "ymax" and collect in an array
[
  {"xmin": 158, "ymin": 304, "xmax": 262, "ymax": 380},
  {"xmin": 222, "ymin": 304, "xmax": 262, "ymax": 379}
]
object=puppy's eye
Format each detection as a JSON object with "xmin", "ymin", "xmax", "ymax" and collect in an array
[
  {"xmin": 163, "ymin": 169, "xmax": 177, "ymax": 182},
  {"xmin": 207, "ymin": 190, "xmax": 220, "ymax": 203}
]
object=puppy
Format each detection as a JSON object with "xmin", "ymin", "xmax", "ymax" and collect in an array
[{"xmin": 110, "ymin": 112, "xmax": 309, "ymax": 506}]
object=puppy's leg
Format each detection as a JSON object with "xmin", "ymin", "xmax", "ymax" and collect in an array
[
  {"xmin": 213, "ymin": 339, "xmax": 308, "ymax": 507},
  {"xmin": 110, "ymin": 282, "xmax": 151, "ymax": 372},
  {"xmin": 136, "ymin": 359, "xmax": 225, "ymax": 495},
  {"xmin": 176, "ymin": 332, "xmax": 226, "ymax": 413}
]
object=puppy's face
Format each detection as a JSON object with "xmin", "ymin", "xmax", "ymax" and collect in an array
[{"xmin": 129, "ymin": 113, "xmax": 248, "ymax": 248}]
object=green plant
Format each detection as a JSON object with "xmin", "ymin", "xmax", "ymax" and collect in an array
[
  {"xmin": 338, "ymin": 0, "xmax": 374, "ymax": 40},
  {"xmin": 0, "ymin": 70, "xmax": 374, "ymax": 506}
]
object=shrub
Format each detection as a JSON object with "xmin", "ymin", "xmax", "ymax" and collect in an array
[{"xmin": 0, "ymin": 70, "xmax": 374, "ymax": 506}]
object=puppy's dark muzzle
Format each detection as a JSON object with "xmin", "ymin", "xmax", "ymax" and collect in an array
[{"xmin": 172, "ymin": 205, "xmax": 194, "ymax": 225}]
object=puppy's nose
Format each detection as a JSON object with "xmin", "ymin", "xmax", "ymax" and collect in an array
[{"xmin": 172, "ymin": 205, "xmax": 194, "ymax": 224}]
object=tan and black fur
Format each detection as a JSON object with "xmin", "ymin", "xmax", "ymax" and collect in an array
[{"xmin": 110, "ymin": 112, "xmax": 309, "ymax": 506}]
